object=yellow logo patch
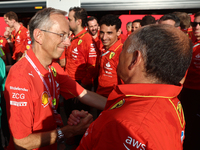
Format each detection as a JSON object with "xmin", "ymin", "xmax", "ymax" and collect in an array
[
  {"xmin": 26, "ymin": 45, "xmax": 30, "ymax": 50},
  {"xmin": 42, "ymin": 92, "xmax": 49, "ymax": 107},
  {"xmin": 0, "ymin": 40, "xmax": 3, "ymax": 43},
  {"xmin": 109, "ymin": 52, "xmax": 115, "ymax": 59},
  {"xmin": 110, "ymin": 99, "xmax": 125, "ymax": 110},
  {"xmin": 78, "ymin": 39, "xmax": 82, "ymax": 45},
  {"xmin": 51, "ymin": 66, "xmax": 57, "ymax": 77},
  {"xmin": 19, "ymin": 30, "xmax": 21, "ymax": 34}
]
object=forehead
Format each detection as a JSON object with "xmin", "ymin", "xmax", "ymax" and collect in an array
[
  {"xmin": 68, "ymin": 10, "xmax": 75, "ymax": 19},
  {"xmin": 132, "ymin": 22, "xmax": 140, "ymax": 26},
  {"xmin": 88, "ymin": 19, "xmax": 98, "ymax": 26},
  {"xmin": 159, "ymin": 19, "xmax": 175, "ymax": 26},
  {"xmin": 100, "ymin": 24, "xmax": 116, "ymax": 32},
  {"xmin": 194, "ymin": 16, "xmax": 200, "ymax": 22},
  {"xmin": 50, "ymin": 14, "xmax": 69, "ymax": 32}
]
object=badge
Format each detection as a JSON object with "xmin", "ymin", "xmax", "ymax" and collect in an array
[
  {"xmin": 26, "ymin": 45, "xmax": 30, "ymax": 50},
  {"xmin": 41, "ymin": 92, "xmax": 49, "ymax": 107},
  {"xmin": 78, "ymin": 39, "xmax": 82, "ymax": 45},
  {"xmin": 19, "ymin": 30, "xmax": 21, "ymax": 34},
  {"xmin": 110, "ymin": 99, "xmax": 125, "ymax": 110},
  {"xmin": 51, "ymin": 66, "xmax": 57, "ymax": 77},
  {"xmin": 0, "ymin": 40, "xmax": 3, "ymax": 43},
  {"xmin": 53, "ymin": 98, "xmax": 56, "ymax": 106},
  {"xmin": 109, "ymin": 52, "xmax": 115, "ymax": 59}
]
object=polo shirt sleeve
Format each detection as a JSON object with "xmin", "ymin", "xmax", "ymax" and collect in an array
[
  {"xmin": 4, "ymin": 76, "xmax": 34, "ymax": 139},
  {"xmin": 77, "ymin": 119, "xmax": 148, "ymax": 150},
  {"xmin": 56, "ymin": 63, "xmax": 84, "ymax": 99}
]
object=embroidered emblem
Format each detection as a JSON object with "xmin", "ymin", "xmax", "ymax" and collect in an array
[
  {"xmin": 110, "ymin": 99, "xmax": 125, "ymax": 110},
  {"xmin": 78, "ymin": 39, "xmax": 82, "ymax": 45},
  {"xmin": 41, "ymin": 92, "xmax": 49, "ymax": 107},
  {"xmin": 109, "ymin": 52, "xmax": 115, "ymax": 59},
  {"xmin": 51, "ymin": 66, "xmax": 57, "ymax": 77}
]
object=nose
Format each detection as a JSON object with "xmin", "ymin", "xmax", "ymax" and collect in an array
[{"xmin": 62, "ymin": 37, "xmax": 71, "ymax": 47}]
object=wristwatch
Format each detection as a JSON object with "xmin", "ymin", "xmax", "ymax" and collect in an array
[{"xmin": 56, "ymin": 127, "xmax": 65, "ymax": 143}]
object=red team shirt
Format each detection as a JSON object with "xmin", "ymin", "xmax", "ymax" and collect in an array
[
  {"xmin": 77, "ymin": 84, "xmax": 185, "ymax": 150},
  {"xmin": 65, "ymin": 29, "xmax": 98, "ymax": 85},
  {"xmin": 183, "ymin": 40, "xmax": 200, "ymax": 90},
  {"xmin": 11, "ymin": 24, "xmax": 29, "ymax": 60},
  {"xmin": 4, "ymin": 49, "xmax": 84, "ymax": 150},
  {"xmin": 96, "ymin": 39, "xmax": 123, "ymax": 97},
  {"xmin": 0, "ymin": 36, "xmax": 10, "ymax": 54}
]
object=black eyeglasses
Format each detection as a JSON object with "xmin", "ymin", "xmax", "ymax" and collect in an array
[
  {"xmin": 40, "ymin": 29, "xmax": 71, "ymax": 42},
  {"xmin": 191, "ymin": 22, "xmax": 200, "ymax": 27}
]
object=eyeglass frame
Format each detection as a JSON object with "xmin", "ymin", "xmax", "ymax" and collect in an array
[
  {"xmin": 40, "ymin": 29, "xmax": 71, "ymax": 42},
  {"xmin": 191, "ymin": 22, "xmax": 200, "ymax": 27}
]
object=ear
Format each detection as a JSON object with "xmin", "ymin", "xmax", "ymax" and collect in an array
[
  {"xmin": 77, "ymin": 18, "xmax": 82, "ymax": 26},
  {"xmin": 33, "ymin": 29, "xmax": 43, "ymax": 45},
  {"xmin": 128, "ymin": 50, "xmax": 143, "ymax": 70},
  {"xmin": 117, "ymin": 28, "xmax": 122, "ymax": 36}
]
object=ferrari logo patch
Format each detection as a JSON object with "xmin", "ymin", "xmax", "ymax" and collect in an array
[
  {"xmin": 51, "ymin": 66, "xmax": 57, "ymax": 77},
  {"xmin": 78, "ymin": 39, "xmax": 82, "ymax": 45},
  {"xmin": 110, "ymin": 99, "xmax": 125, "ymax": 110},
  {"xmin": 109, "ymin": 52, "xmax": 115, "ymax": 59},
  {"xmin": 0, "ymin": 40, "xmax": 3, "ymax": 43},
  {"xmin": 42, "ymin": 92, "xmax": 49, "ymax": 107}
]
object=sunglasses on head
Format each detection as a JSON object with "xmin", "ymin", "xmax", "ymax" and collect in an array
[{"xmin": 192, "ymin": 22, "xmax": 200, "ymax": 27}]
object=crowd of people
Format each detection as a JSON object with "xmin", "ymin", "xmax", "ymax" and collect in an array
[{"xmin": 0, "ymin": 6, "xmax": 199, "ymax": 150}]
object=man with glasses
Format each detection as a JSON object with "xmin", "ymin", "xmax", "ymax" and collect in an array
[
  {"xmin": 4, "ymin": 8, "xmax": 106, "ymax": 150},
  {"xmin": 179, "ymin": 11, "xmax": 200, "ymax": 150}
]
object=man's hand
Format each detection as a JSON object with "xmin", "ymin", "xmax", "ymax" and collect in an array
[{"xmin": 67, "ymin": 110, "xmax": 89, "ymax": 125}]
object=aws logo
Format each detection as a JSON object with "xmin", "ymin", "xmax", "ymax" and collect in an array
[
  {"xmin": 41, "ymin": 91, "xmax": 49, "ymax": 107},
  {"xmin": 123, "ymin": 136, "xmax": 146, "ymax": 150}
]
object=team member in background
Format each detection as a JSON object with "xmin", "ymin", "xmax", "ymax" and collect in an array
[
  {"xmin": 0, "ymin": 35, "xmax": 12, "ymax": 65},
  {"xmin": 132, "ymin": 19, "xmax": 141, "ymax": 32},
  {"xmin": 4, "ymin": 11, "xmax": 30, "ymax": 61},
  {"xmin": 158, "ymin": 13, "xmax": 180, "ymax": 27},
  {"xmin": 73, "ymin": 24, "xmax": 192, "ymax": 150},
  {"xmin": 4, "ymin": 7, "xmax": 106, "ymax": 150},
  {"xmin": 126, "ymin": 21, "xmax": 132, "ymax": 36},
  {"xmin": 87, "ymin": 16, "xmax": 100, "ymax": 43},
  {"xmin": 179, "ymin": 11, "xmax": 200, "ymax": 150},
  {"xmin": 96, "ymin": 14, "xmax": 123, "ymax": 98}
]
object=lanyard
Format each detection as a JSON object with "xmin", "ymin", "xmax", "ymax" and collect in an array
[{"xmin": 25, "ymin": 54, "xmax": 56, "ymax": 109}]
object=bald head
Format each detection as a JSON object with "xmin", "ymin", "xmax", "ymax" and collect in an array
[{"xmin": 119, "ymin": 24, "xmax": 192, "ymax": 85}]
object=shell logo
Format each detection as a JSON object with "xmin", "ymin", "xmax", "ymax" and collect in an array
[
  {"xmin": 26, "ymin": 45, "xmax": 30, "ymax": 50},
  {"xmin": 41, "ymin": 92, "xmax": 49, "ymax": 107}
]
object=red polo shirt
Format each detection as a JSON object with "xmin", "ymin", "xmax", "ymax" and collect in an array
[
  {"xmin": 65, "ymin": 29, "xmax": 98, "ymax": 85},
  {"xmin": 184, "ymin": 40, "xmax": 200, "ymax": 90},
  {"xmin": 4, "ymin": 49, "xmax": 84, "ymax": 150},
  {"xmin": 0, "ymin": 36, "xmax": 10, "ymax": 54},
  {"xmin": 11, "ymin": 24, "xmax": 29, "ymax": 60},
  {"xmin": 96, "ymin": 39, "xmax": 123, "ymax": 97},
  {"xmin": 77, "ymin": 84, "xmax": 185, "ymax": 150}
]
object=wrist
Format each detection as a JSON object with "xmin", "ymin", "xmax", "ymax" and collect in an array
[{"xmin": 56, "ymin": 127, "xmax": 65, "ymax": 143}]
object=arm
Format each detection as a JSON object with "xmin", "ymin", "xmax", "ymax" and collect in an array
[
  {"xmin": 13, "ymin": 113, "xmax": 93, "ymax": 150},
  {"xmin": 78, "ymin": 89, "xmax": 107, "ymax": 110}
]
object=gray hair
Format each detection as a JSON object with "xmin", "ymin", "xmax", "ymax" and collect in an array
[{"xmin": 29, "ymin": 7, "xmax": 67, "ymax": 45}]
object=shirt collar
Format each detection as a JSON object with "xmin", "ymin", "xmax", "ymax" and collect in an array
[
  {"xmin": 74, "ymin": 28, "xmax": 87, "ymax": 38},
  {"xmin": 27, "ymin": 49, "xmax": 51, "ymax": 77},
  {"xmin": 108, "ymin": 84, "xmax": 182, "ymax": 101},
  {"xmin": 104, "ymin": 39, "xmax": 122, "ymax": 52}
]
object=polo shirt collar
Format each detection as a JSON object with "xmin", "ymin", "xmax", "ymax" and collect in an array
[
  {"xmin": 74, "ymin": 28, "xmax": 87, "ymax": 38},
  {"xmin": 27, "ymin": 49, "xmax": 51, "ymax": 77},
  {"xmin": 109, "ymin": 83, "xmax": 182, "ymax": 100},
  {"xmin": 104, "ymin": 39, "xmax": 122, "ymax": 52}
]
